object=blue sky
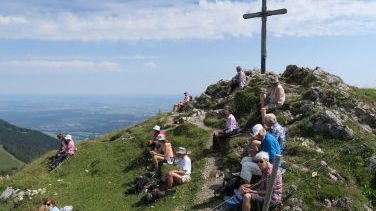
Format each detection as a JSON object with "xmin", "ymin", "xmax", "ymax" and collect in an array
[{"xmin": 0, "ymin": 0, "xmax": 375, "ymax": 95}]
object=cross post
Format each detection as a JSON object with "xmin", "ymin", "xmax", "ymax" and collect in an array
[{"xmin": 243, "ymin": 0, "xmax": 287, "ymax": 74}]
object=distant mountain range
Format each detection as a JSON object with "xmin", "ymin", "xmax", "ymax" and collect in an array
[{"xmin": 0, "ymin": 119, "xmax": 57, "ymax": 165}]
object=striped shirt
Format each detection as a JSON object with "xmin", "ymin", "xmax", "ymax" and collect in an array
[{"xmin": 256, "ymin": 163, "xmax": 282, "ymax": 201}]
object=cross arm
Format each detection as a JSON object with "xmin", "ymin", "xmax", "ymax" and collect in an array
[{"xmin": 243, "ymin": 8, "xmax": 287, "ymax": 19}]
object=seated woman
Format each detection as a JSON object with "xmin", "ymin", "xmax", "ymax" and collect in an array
[
  {"xmin": 172, "ymin": 92, "xmax": 191, "ymax": 112},
  {"xmin": 227, "ymin": 66, "xmax": 247, "ymax": 95},
  {"xmin": 147, "ymin": 125, "xmax": 166, "ymax": 151},
  {"xmin": 150, "ymin": 134, "xmax": 174, "ymax": 171},
  {"xmin": 239, "ymin": 151, "xmax": 282, "ymax": 211},
  {"xmin": 260, "ymin": 77, "xmax": 285, "ymax": 124},
  {"xmin": 50, "ymin": 135, "xmax": 76, "ymax": 169},
  {"xmin": 240, "ymin": 148, "xmax": 262, "ymax": 183},
  {"xmin": 165, "ymin": 147, "xmax": 191, "ymax": 192},
  {"xmin": 213, "ymin": 106, "xmax": 239, "ymax": 151}
]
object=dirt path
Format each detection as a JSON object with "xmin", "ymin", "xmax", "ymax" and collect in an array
[{"xmin": 169, "ymin": 110, "xmax": 225, "ymax": 211}]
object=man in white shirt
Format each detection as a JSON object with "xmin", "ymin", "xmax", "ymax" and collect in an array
[{"xmin": 165, "ymin": 147, "xmax": 191, "ymax": 191}]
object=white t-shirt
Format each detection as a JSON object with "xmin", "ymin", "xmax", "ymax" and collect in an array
[{"xmin": 178, "ymin": 156, "xmax": 191, "ymax": 175}]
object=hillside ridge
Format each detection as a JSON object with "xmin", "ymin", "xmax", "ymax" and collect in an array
[{"xmin": 0, "ymin": 65, "xmax": 375, "ymax": 211}]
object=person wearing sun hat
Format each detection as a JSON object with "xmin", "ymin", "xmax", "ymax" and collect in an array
[
  {"xmin": 250, "ymin": 124, "xmax": 280, "ymax": 164},
  {"xmin": 147, "ymin": 125, "xmax": 166, "ymax": 151},
  {"xmin": 165, "ymin": 147, "xmax": 191, "ymax": 191},
  {"xmin": 259, "ymin": 76, "xmax": 285, "ymax": 124},
  {"xmin": 150, "ymin": 134, "xmax": 174, "ymax": 171}
]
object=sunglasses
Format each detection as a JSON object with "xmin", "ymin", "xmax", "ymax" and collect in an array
[{"xmin": 256, "ymin": 160, "xmax": 264, "ymax": 164}]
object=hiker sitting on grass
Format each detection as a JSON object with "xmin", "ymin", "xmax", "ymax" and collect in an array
[
  {"xmin": 173, "ymin": 91, "xmax": 192, "ymax": 112},
  {"xmin": 38, "ymin": 198, "xmax": 59, "ymax": 211},
  {"xmin": 227, "ymin": 66, "xmax": 247, "ymax": 95},
  {"xmin": 48, "ymin": 133, "xmax": 66, "ymax": 163},
  {"xmin": 250, "ymin": 124, "xmax": 280, "ymax": 165},
  {"xmin": 150, "ymin": 134, "xmax": 174, "ymax": 172},
  {"xmin": 264, "ymin": 113, "xmax": 286, "ymax": 149},
  {"xmin": 240, "ymin": 148, "xmax": 262, "ymax": 184},
  {"xmin": 50, "ymin": 135, "xmax": 76, "ymax": 169},
  {"xmin": 165, "ymin": 147, "xmax": 191, "ymax": 192},
  {"xmin": 213, "ymin": 106, "xmax": 239, "ymax": 151},
  {"xmin": 147, "ymin": 125, "xmax": 166, "ymax": 151},
  {"xmin": 239, "ymin": 151, "xmax": 282, "ymax": 211},
  {"xmin": 260, "ymin": 77, "xmax": 285, "ymax": 125}
]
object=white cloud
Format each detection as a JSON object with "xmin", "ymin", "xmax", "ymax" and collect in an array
[
  {"xmin": 0, "ymin": 0, "xmax": 375, "ymax": 40},
  {"xmin": 0, "ymin": 16, "xmax": 26, "ymax": 24},
  {"xmin": 0, "ymin": 60, "xmax": 122, "ymax": 72},
  {"xmin": 144, "ymin": 61, "xmax": 157, "ymax": 69}
]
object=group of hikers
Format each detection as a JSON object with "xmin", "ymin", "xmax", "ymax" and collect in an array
[
  {"xmin": 153, "ymin": 66, "xmax": 286, "ymax": 210},
  {"xmin": 146, "ymin": 125, "xmax": 192, "ymax": 192},
  {"xmin": 212, "ymin": 66, "xmax": 286, "ymax": 210},
  {"xmin": 42, "ymin": 66, "xmax": 285, "ymax": 210}
]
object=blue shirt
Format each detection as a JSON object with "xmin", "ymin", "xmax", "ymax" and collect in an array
[
  {"xmin": 49, "ymin": 207, "xmax": 59, "ymax": 211},
  {"xmin": 268, "ymin": 123, "xmax": 286, "ymax": 147},
  {"xmin": 260, "ymin": 132, "xmax": 281, "ymax": 164}
]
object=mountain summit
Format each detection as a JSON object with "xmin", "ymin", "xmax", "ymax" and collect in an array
[{"xmin": 0, "ymin": 65, "xmax": 375, "ymax": 210}]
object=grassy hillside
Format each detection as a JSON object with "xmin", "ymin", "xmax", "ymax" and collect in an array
[
  {"xmin": 0, "ymin": 145, "xmax": 24, "ymax": 173},
  {"xmin": 0, "ymin": 114, "xmax": 211, "ymax": 211},
  {"xmin": 0, "ymin": 119, "xmax": 58, "ymax": 163}
]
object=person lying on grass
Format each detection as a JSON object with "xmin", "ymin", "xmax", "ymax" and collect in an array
[
  {"xmin": 150, "ymin": 134, "xmax": 174, "ymax": 172},
  {"xmin": 165, "ymin": 147, "xmax": 191, "ymax": 192},
  {"xmin": 238, "ymin": 151, "xmax": 282, "ymax": 211}
]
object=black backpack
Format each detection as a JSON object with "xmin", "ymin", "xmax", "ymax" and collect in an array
[
  {"xmin": 126, "ymin": 175, "xmax": 151, "ymax": 194},
  {"xmin": 145, "ymin": 182, "xmax": 166, "ymax": 203}
]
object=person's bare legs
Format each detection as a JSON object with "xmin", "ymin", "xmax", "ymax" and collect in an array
[
  {"xmin": 152, "ymin": 155, "xmax": 164, "ymax": 170},
  {"xmin": 242, "ymin": 193, "xmax": 252, "ymax": 211},
  {"xmin": 252, "ymin": 140, "xmax": 261, "ymax": 152},
  {"xmin": 260, "ymin": 106, "xmax": 268, "ymax": 125},
  {"xmin": 260, "ymin": 93, "xmax": 267, "ymax": 107},
  {"xmin": 227, "ymin": 85, "xmax": 232, "ymax": 95},
  {"xmin": 166, "ymin": 171, "xmax": 183, "ymax": 189}
]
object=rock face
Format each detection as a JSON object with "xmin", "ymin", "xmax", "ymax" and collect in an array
[
  {"xmin": 311, "ymin": 110, "xmax": 354, "ymax": 140},
  {"xmin": 366, "ymin": 156, "xmax": 376, "ymax": 173}
]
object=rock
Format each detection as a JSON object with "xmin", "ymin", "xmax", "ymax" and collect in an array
[
  {"xmin": 0, "ymin": 187, "xmax": 15, "ymax": 201},
  {"xmin": 328, "ymin": 172, "xmax": 338, "ymax": 181},
  {"xmin": 363, "ymin": 204, "xmax": 373, "ymax": 211},
  {"xmin": 366, "ymin": 156, "xmax": 376, "ymax": 173},
  {"xmin": 323, "ymin": 199, "xmax": 332, "ymax": 207},
  {"xmin": 311, "ymin": 110, "xmax": 354, "ymax": 140},
  {"xmin": 353, "ymin": 104, "xmax": 376, "ymax": 128},
  {"xmin": 333, "ymin": 196, "xmax": 352, "ymax": 209},
  {"xmin": 320, "ymin": 160, "xmax": 328, "ymax": 167}
]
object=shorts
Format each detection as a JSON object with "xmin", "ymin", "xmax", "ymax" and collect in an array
[
  {"xmin": 251, "ymin": 193, "xmax": 280, "ymax": 209},
  {"xmin": 164, "ymin": 157, "xmax": 174, "ymax": 165},
  {"xmin": 230, "ymin": 82, "xmax": 240, "ymax": 89},
  {"xmin": 181, "ymin": 174, "xmax": 191, "ymax": 182},
  {"xmin": 267, "ymin": 103, "xmax": 282, "ymax": 110}
]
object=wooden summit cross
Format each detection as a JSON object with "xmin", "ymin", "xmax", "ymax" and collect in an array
[{"xmin": 243, "ymin": 0, "xmax": 287, "ymax": 74}]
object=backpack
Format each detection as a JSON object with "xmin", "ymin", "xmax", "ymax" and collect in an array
[
  {"xmin": 126, "ymin": 175, "xmax": 151, "ymax": 194},
  {"xmin": 145, "ymin": 182, "xmax": 166, "ymax": 203},
  {"xmin": 215, "ymin": 176, "xmax": 241, "ymax": 196}
]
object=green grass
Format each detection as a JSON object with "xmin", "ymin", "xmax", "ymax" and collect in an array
[
  {"xmin": 0, "ymin": 145, "xmax": 24, "ymax": 173},
  {"xmin": 0, "ymin": 114, "xmax": 211, "ymax": 211}
]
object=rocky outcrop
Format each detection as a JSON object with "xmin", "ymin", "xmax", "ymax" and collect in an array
[{"xmin": 311, "ymin": 110, "xmax": 354, "ymax": 140}]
